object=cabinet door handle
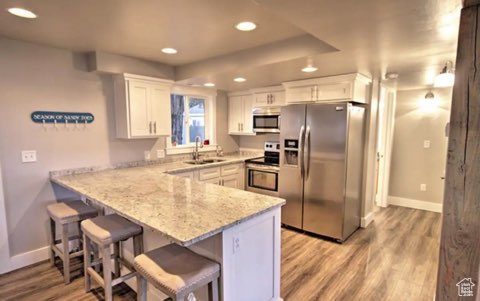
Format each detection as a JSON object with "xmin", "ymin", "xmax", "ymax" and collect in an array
[
  {"xmin": 149, "ymin": 121, "xmax": 152, "ymax": 134},
  {"xmin": 154, "ymin": 121, "xmax": 157, "ymax": 134},
  {"xmin": 311, "ymin": 87, "xmax": 314, "ymax": 100}
]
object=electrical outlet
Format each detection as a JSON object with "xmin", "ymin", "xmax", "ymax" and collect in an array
[
  {"xmin": 21, "ymin": 150, "xmax": 37, "ymax": 163},
  {"xmin": 233, "ymin": 236, "xmax": 240, "ymax": 253},
  {"xmin": 157, "ymin": 149, "xmax": 165, "ymax": 159},
  {"xmin": 420, "ymin": 184, "xmax": 427, "ymax": 191},
  {"xmin": 144, "ymin": 151, "xmax": 151, "ymax": 161},
  {"xmin": 423, "ymin": 140, "xmax": 431, "ymax": 148}
]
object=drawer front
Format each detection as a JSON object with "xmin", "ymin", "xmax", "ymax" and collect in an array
[
  {"xmin": 200, "ymin": 177, "xmax": 221, "ymax": 185},
  {"xmin": 316, "ymin": 83, "xmax": 352, "ymax": 101},
  {"xmin": 221, "ymin": 164, "xmax": 240, "ymax": 176},
  {"xmin": 199, "ymin": 167, "xmax": 221, "ymax": 180}
]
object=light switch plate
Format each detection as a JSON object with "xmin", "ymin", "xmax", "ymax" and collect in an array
[
  {"xmin": 157, "ymin": 149, "xmax": 165, "ymax": 159},
  {"xmin": 423, "ymin": 140, "xmax": 431, "ymax": 148},
  {"xmin": 420, "ymin": 184, "xmax": 427, "ymax": 191},
  {"xmin": 21, "ymin": 150, "xmax": 37, "ymax": 163}
]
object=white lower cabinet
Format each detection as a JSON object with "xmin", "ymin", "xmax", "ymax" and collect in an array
[
  {"xmin": 169, "ymin": 163, "xmax": 245, "ymax": 189},
  {"xmin": 222, "ymin": 174, "xmax": 240, "ymax": 188},
  {"xmin": 194, "ymin": 163, "xmax": 244, "ymax": 189}
]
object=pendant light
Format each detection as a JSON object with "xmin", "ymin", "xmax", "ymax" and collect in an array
[{"xmin": 434, "ymin": 61, "xmax": 455, "ymax": 87}]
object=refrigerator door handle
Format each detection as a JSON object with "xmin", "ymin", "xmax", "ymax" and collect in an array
[
  {"xmin": 305, "ymin": 126, "xmax": 311, "ymax": 179},
  {"xmin": 298, "ymin": 125, "xmax": 305, "ymax": 177}
]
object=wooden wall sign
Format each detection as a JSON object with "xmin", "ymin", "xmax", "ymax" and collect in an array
[{"xmin": 31, "ymin": 111, "xmax": 94, "ymax": 124}]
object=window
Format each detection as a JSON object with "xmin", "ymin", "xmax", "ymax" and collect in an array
[{"xmin": 170, "ymin": 94, "xmax": 207, "ymax": 146}]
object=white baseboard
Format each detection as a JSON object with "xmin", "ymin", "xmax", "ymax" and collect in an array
[
  {"xmin": 388, "ymin": 196, "xmax": 442, "ymax": 213},
  {"xmin": 6, "ymin": 246, "xmax": 50, "ymax": 273},
  {"xmin": 360, "ymin": 212, "xmax": 374, "ymax": 228}
]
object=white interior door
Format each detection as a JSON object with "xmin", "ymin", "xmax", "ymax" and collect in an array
[
  {"xmin": 375, "ymin": 85, "xmax": 397, "ymax": 208},
  {"xmin": 0, "ymin": 156, "xmax": 11, "ymax": 273}
]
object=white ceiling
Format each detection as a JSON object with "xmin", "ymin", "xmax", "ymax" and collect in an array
[{"xmin": 0, "ymin": 0, "xmax": 462, "ymax": 91}]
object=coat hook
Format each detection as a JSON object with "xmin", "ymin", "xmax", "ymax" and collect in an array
[
  {"xmin": 65, "ymin": 119, "xmax": 68, "ymax": 130},
  {"xmin": 84, "ymin": 119, "xmax": 87, "ymax": 130},
  {"xmin": 75, "ymin": 120, "xmax": 78, "ymax": 130},
  {"xmin": 54, "ymin": 120, "xmax": 58, "ymax": 130}
]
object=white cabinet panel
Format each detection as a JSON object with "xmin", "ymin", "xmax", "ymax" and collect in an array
[
  {"xmin": 285, "ymin": 85, "xmax": 316, "ymax": 104},
  {"xmin": 221, "ymin": 164, "xmax": 240, "ymax": 177},
  {"xmin": 198, "ymin": 167, "xmax": 221, "ymax": 181},
  {"xmin": 128, "ymin": 81, "xmax": 151, "ymax": 137},
  {"xmin": 242, "ymin": 94, "xmax": 254, "ymax": 134},
  {"xmin": 200, "ymin": 177, "xmax": 221, "ymax": 185},
  {"xmin": 222, "ymin": 174, "xmax": 239, "ymax": 188},
  {"xmin": 228, "ymin": 92, "xmax": 255, "ymax": 135},
  {"xmin": 316, "ymin": 83, "xmax": 352, "ymax": 101},
  {"xmin": 149, "ymin": 84, "xmax": 171, "ymax": 136},
  {"xmin": 283, "ymin": 73, "xmax": 371, "ymax": 104},
  {"xmin": 114, "ymin": 74, "xmax": 173, "ymax": 139}
]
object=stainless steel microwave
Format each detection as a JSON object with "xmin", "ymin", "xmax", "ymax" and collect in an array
[{"xmin": 252, "ymin": 107, "xmax": 281, "ymax": 133}]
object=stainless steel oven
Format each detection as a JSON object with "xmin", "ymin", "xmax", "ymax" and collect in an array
[
  {"xmin": 245, "ymin": 141, "xmax": 280, "ymax": 197},
  {"xmin": 246, "ymin": 164, "xmax": 279, "ymax": 197},
  {"xmin": 252, "ymin": 107, "xmax": 281, "ymax": 133}
]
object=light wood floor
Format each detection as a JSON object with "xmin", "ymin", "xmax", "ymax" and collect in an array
[{"xmin": 0, "ymin": 206, "xmax": 441, "ymax": 301}]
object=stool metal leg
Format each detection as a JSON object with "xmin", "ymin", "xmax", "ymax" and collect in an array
[
  {"xmin": 136, "ymin": 275, "xmax": 147, "ymax": 301},
  {"xmin": 83, "ymin": 233, "xmax": 92, "ymax": 292},
  {"xmin": 208, "ymin": 277, "xmax": 219, "ymax": 301},
  {"xmin": 102, "ymin": 244, "xmax": 113, "ymax": 301},
  {"xmin": 61, "ymin": 224, "xmax": 70, "ymax": 284},
  {"xmin": 49, "ymin": 218, "xmax": 56, "ymax": 267}
]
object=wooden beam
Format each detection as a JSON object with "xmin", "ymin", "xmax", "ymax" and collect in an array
[
  {"xmin": 436, "ymin": 3, "xmax": 480, "ymax": 301},
  {"xmin": 464, "ymin": 0, "xmax": 480, "ymax": 8}
]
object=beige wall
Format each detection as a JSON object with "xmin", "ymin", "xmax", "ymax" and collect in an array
[
  {"xmin": 389, "ymin": 87, "xmax": 452, "ymax": 203},
  {"xmin": 0, "ymin": 38, "xmax": 234, "ymax": 256}
]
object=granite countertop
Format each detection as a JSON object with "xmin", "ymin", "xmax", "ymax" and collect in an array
[{"xmin": 51, "ymin": 155, "xmax": 285, "ymax": 246}]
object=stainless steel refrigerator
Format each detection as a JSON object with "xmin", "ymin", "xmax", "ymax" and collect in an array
[{"xmin": 279, "ymin": 102, "xmax": 365, "ymax": 242}]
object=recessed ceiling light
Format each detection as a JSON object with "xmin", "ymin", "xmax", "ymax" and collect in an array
[
  {"xmin": 7, "ymin": 7, "xmax": 37, "ymax": 19},
  {"xmin": 301, "ymin": 66, "xmax": 318, "ymax": 73},
  {"xmin": 161, "ymin": 48, "xmax": 178, "ymax": 54},
  {"xmin": 234, "ymin": 77, "xmax": 246, "ymax": 82},
  {"xmin": 204, "ymin": 82, "xmax": 215, "ymax": 87},
  {"xmin": 235, "ymin": 21, "xmax": 257, "ymax": 31}
]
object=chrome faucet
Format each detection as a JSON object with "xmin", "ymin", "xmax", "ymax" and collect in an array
[
  {"xmin": 193, "ymin": 136, "xmax": 203, "ymax": 161},
  {"xmin": 216, "ymin": 145, "xmax": 224, "ymax": 157}
]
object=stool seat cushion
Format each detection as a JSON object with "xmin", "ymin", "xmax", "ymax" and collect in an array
[
  {"xmin": 47, "ymin": 201, "xmax": 98, "ymax": 224},
  {"xmin": 134, "ymin": 244, "xmax": 220, "ymax": 297},
  {"xmin": 81, "ymin": 214, "xmax": 142, "ymax": 245}
]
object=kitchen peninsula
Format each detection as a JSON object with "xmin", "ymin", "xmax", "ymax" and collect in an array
[{"xmin": 50, "ymin": 157, "xmax": 285, "ymax": 301}]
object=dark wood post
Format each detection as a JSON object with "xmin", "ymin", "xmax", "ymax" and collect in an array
[{"xmin": 436, "ymin": 1, "xmax": 480, "ymax": 300}]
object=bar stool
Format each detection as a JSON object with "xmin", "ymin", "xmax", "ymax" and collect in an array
[
  {"xmin": 47, "ymin": 200, "xmax": 98, "ymax": 284},
  {"xmin": 134, "ymin": 244, "xmax": 220, "ymax": 301},
  {"xmin": 81, "ymin": 214, "xmax": 143, "ymax": 301}
]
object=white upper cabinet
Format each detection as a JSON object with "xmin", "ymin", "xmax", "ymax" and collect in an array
[
  {"xmin": 282, "ymin": 73, "xmax": 371, "ymax": 104},
  {"xmin": 228, "ymin": 91, "xmax": 255, "ymax": 135},
  {"xmin": 114, "ymin": 74, "xmax": 173, "ymax": 139},
  {"xmin": 251, "ymin": 86, "xmax": 285, "ymax": 108}
]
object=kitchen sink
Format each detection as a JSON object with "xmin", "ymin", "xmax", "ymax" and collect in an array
[{"xmin": 184, "ymin": 158, "xmax": 226, "ymax": 165}]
